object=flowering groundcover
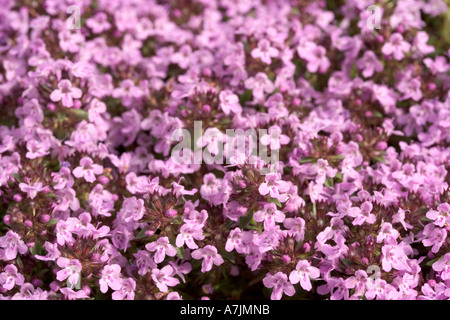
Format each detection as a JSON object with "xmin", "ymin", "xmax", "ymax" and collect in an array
[{"xmin": 0, "ymin": 0, "xmax": 450, "ymax": 300}]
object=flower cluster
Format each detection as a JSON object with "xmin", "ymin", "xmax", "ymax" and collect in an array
[{"xmin": 0, "ymin": 0, "xmax": 449, "ymax": 300}]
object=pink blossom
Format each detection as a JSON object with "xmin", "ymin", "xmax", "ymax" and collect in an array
[
  {"xmin": 263, "ymin": 272, "xmax": 295, "ymax": 300},
  {"xmin": 73, "ymin": 157, "xmax": 104, "ymax": 183},
  {"xmin": 251, "ymin": 39, "xmax": 279, "ymax": 65},
  {"xmin": 112, "ymin": 278, "xmax": 136, "ymax": 300},
  {"xmin": 99, "ymin": 264, "xmax": 122, "ymax": 293},
  {"xmin": 50, "ymin": 80, "xmax": 82, "ymax": 108},
  {"xmin": 382, "ymin": 33, "xmax": 411, "ymax": 60},
  {"xmin": 145, "ymin": 237, "xmax": 177, "ymax": 264},
  {"xmin": 0, "ymin": 231, "xmax": 28, "ymax": 261},
  {"xmin": 219, "ymin": 90, "xmax": 242, "ymax": 115},
  {"xmin": 191, "ymin": 245, "xmax": 224, "ymax": 273},
  {"xmin": 56, "ymin": 257, "xmax": 82, "ymax": 288},
  {"xmin": 0, "ymin": 264, "xmax": 24, "ymax": 291},
  {"xmin": 289, "ymin": 260, "xmax": 320, "ymax": 291},
  {"xmin": 19, "ymin": 181, "xmax": 45, "ymax": 200},
  {"xmin": 151, "ymin": 265, "xmax": 180, "ymax": 292}
]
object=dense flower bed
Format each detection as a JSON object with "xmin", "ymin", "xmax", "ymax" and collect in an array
[{"xmin": 0, "ymin": 0, "xmax": 449, "ymax": 300}]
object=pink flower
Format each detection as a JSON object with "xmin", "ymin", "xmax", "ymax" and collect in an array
[
  {"xmin": 347, "ymin": 201, "xmax": 376, "ymax": 226},
  {"xmin": 112, "ymin": 278, "xmax": 136, "ymax": 300},
  {"xmin": 191, "ymin": 245, "xmax": 224, "ymax": 273},
  {"xmin": 301, "ymin": 44, "xmax": 330, "ymax": 74},
  {"xmin": 219, "ymin": 90, "xmax": 242, "ymax": 115},
  {"xmin": 432, "ymin": 253, "xmax": 450, "ymax": 281},
  {"xmin": 244, "ymin": 72, "xmax": 274, "ymax": 101},
  {"xmin": 56, "ymin": 257, "xmax": 82, "ymax": 288},
  {"xmin": 99, "ymin": 264, "xmax": 122, "ymax": 293},
  {"xmin": 289, "ymin": 260, "xmax": 320, "ymax": 291},
  {"xmin": 197, "ymin": 127, "xmax": 225, "ymax": 156},
  {"xmin": 382, "ymin": 33, "xmax": 411, "ymax": 60},
  {"xmin": 35, "ymin": 241, "xmax": 61, "ymax": 261},
  {"xmin": 381, "ymin": 245, "xmax": 408, "ymax": 272},
  {"xmin": 260, "ymin": 125, "xmax": 290, "ymax": 150},
  {"xmin": 73, "ymin": 157, "xmax": 103, "ymax": 183},
  {"xmin": 151, "ymin": 265, "xmax": 180, "ymax": 292},
  {"xmin": 258, "ymin": 173, "xmax": 290, "ymax": 202},
  {"xmin": 19, "ymin": 181, "xmax": 45, "ymax": 200},
  {"xmin": 251, "ymin": 39, "xmax": 279, "ymax": 64},
  {"xmin": 50, "ymin": 80, "xmax": 82, "ymax": 108},
  {"xmin": 422, "ymin": 224, "xmax": 447, "ymax": 253},
  {"xmin": 376, "ymin": 222, "xmax": 400, "ymax": 243},
  {"xmin": 317, "ymin": 277, "xmax": 355, "ymax": 300},
  {"xmin": 263, "ymin": 272, "xmax": 295, "ymax": 300},
  {"xmin": 254, "ymin": 203, "xmax": 285, "ymax": 229},
  {"xmin": 225, "ymin": 228, "xmax": 252, "ymax": 254},
  {"xmin": 52, "ymin": 167, "xmax": 74, "ymax": 190},
  {"xmin": 0, "ymin": 231, "xmax": 28, "ymax": 261},
  {"xmin": 0, "ymin": 264, "xmax": 24, "ymax": 291},
  {"xmin": 283, "ymin": 217, "xmax": 305, "ymax": 242},
  {"xmin": 60, "ymin": 288, "xmax": 89, "ymax": 300},
  {"xmin": 176, "ymin": 224, "xmax": 205, "ymax": 250},
  {"xmin": 120, "ymin": 197, "xmax": 145, "ymax": 222},
  {"xmin": 133, "ymin": 250, "xmax": 157, "ymax": 276},
  {"xmin": 426, "ymin": 203, "xmax": 450, "ymax": 228},
  {"xmin": 145, "ymin": 237, "xmax": 177, "ymax": 264},
  {"xmin": 86, "ymin": 12, "xmax": 111, "ymax": 34},
  {"xmin": 357, "ymin": 51, "xmax": 383, "ymax": 78}
]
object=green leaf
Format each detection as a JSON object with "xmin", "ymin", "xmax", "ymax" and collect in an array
[
  {"xmin": 219, "ymin": 249, "xmax": 235, "ymax": 264},
  {"xmin": 12, "ymin": 173, "xmax": 22, "ymax": 182},
  {"xmin": 334, "ymin": 171, "xmax": 343, "ymax": 182},
  {"xmin": 72, "ymin": 109, "xmax": 89, "ymax": 120},
  {"xmin": 29, "ymin": 240, "xmax": 44, "ymax": 256},
  {"xmin": 267, "ymin": 197, "xmax": 282, "ymax": 208},
  {"xmin": 350, "ymin": 62, "xmax": 358, "ymax": 79},
  {"xmin": 426, "ymin": 258, "xmax": 439, "ymax": 267},
  {"xmin": 298, "ymin": 157, "xmax": 316, "ymax": 164},
  {"xmin": 15, "ymin": 256, "xmax": 23, "ymax": 269},
  {"xmin": 239, "ymin": 89, "xmax": 253, "ymax": 106},
  {"xmin": 340, "ymin": 258, "xmax": 354, "ymax": 267},
  {"xmin": 136, "ymin": 228, "xmax": 147, "ymax": 240},
  {"xmin": 46, "ymin": 219, "xmax": 59, "ymax": 227},
  {"xmin": 239, "ymin": 210, "xmax": 254, "ymax": 229},
  {"xmin": 329, "ymin": 155, "xmax": 344, "ymax": 161},
  {"xmin": 371, "ymin": 155, "xmax": 385, "ymax": 164},
  {"xmin": 176, "ymin": 246, "xmax": 185, "ymax": 259}
]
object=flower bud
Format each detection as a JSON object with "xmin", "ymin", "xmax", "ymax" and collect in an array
[
  {"xmin": 165, "ymin": 209, "xmax": 177, "ymax": 218},
  {"xmin": 73, "ymin": 100, "xmax": 82, "ymax": 109},
  {"xmin": 82, "ymin": 286, "xmax": 91, "ymax": 296},
  {"xmin": 202, "ymin": 68, "xmax": 212, "ymax": 77},
  {"xmin": 32, "ymin": 278, "xmax": 42, "ymax": 287},
  {"xmin": 202, "ymin": 105, "xmax": 211, "ymax": 113},
  {"xmin": 303, "ymin": 243, "xmax": 311, "ymax": 253},
  {"xmin": 98, "ymin": 176, "xmax": 109, "ymax": 184},
  {"xmin": 375, "ymin": 141, "xmax": 387, "ymax": 150},
  {"xmin": 13, "ymin": 194, "xmax": 23, "ymax": 202},
  {"xmin": 40, "ymin": 214, "xmax": 50, "ymax": 223}
]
